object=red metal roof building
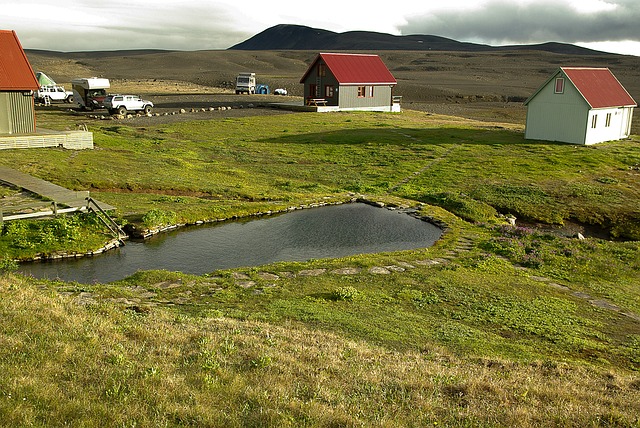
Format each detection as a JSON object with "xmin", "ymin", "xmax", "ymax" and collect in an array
[
  {"xmin": 0, "ymin": 30, "xmax": 39, "ymax": 91},
  {"xmin": 300, "ymin": 53, "xmax": 400, "ymax": 112},
  {"xmin": 561, "ymin": 67, "xmax": 636, "ymax": 109},
  {"xmin": 525, "ymin": 67, "xmax": 636, "ymax": 145},
  {"xmin": 0, "ymin": 30, "xmax": 39, "ymax": 134}
]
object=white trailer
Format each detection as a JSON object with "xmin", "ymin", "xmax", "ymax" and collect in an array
[
  {"xmin": 235, "ymin": 72, "xmax": 256, "ymax": 94},
  {"xmin": 71, "ymin": 77, "xmax": 110, "ymax": 110}
]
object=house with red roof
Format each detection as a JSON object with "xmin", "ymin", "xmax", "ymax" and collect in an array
[
  {"xmin": 524, "ymin": 67, "xmax": 636, "ymax": 145},
  {"xmin": 0, "ymin": 30, "xmax": 39, "ymax": 134},
  {"xmin": 300, "ymin": 53, "xmax": 400, "ymax": 112}
]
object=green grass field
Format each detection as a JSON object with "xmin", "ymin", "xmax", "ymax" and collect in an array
[{"xmin": 0, "ymin": 108, "xmax": 639, "ymax": 426}]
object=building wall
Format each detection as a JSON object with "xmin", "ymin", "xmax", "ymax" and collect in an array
[
  {"xmin": 338, "ymin": 85, "xmax": 393, "ymax": 111},
  {"xmin": 301, "ymin": 61, "xmax": 395, "ymax": 111},
  {"xmin": 301, "ymin": 62, "xmax": 340, "ymax": 106},
  {"xmin": 584, "ymin": 106, "xmax": 635, "ymax": 145},
  {"xmin": 0, "ymin": 91, "xmax": 36, "ymax": 134},
  {"xmin": 525, "ymin": 75, "xmax": 589, "ymax": 144}
]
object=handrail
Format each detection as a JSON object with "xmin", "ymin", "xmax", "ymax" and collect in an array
[{"xmin": 86, "ymin": 197, "xmax": 127, "ymax": 244}]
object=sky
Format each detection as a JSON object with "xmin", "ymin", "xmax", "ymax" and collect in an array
[{"xmin": 3, "ymin": 0, "xmax": 640, "ymax": 56}]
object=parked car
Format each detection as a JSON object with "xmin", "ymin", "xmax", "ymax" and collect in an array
[
  {"xmin": 103, "ymin": 94, "xmax": 153, "ymax": 115},
  {"xmin": 35, "ymin": 85, "xmax": 74, "ymax": 104}
]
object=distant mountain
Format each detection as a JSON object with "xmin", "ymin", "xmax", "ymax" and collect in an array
[{"xmin": 230, "ymin": 24, "xmax": 607, "ymax": 55}]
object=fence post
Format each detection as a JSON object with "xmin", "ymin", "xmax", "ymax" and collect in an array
[{"xmin": 52, "ymin": 201, "xmax": 57, "ymax": 216}]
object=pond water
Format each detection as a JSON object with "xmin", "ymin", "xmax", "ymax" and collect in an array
[{"xmin": 17, "ymin": 203, "xmax": 442, "ymax": 284}]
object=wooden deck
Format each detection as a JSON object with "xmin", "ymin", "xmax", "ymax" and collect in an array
[{"xmin": 0, "ymin": 165, "xmax": 114, "ymax": 220}]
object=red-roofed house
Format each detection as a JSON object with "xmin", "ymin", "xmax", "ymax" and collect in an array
[
  {"xmin": 300, "ymin": 53, "xmax": 400, "ymax": 112},
  {"xmin": 524, "ymin": 67, "xmax": 636, "ymax": 145},
  {"xmin": 0, "ymin": 30, "xmax": 39, "ymax": 134}
]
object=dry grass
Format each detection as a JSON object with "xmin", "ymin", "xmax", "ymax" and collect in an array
[{"xmin": 1, "ymin": 275, "xmax": 639, "ymax": 427}]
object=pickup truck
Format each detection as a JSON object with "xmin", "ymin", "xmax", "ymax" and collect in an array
[
  {"xmin": 35, "ymin": 85, "xmax": 74, "ymax": 104},
  {"xmin": 103, "ymin": 94, "xmax": 154, "ymax": 115}
]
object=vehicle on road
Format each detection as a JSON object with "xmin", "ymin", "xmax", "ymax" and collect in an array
[
  {"xmin": 103, "ymin": 94, "xmax": 154, "ymax": 115},
  {"xmin": 235, "ymin": 72, "xmax": 256, "ymax": 94},
  {"xmin": 72, "ymin": 77, "xmax": 111, "ymax": 110},
  {"xmin": 34, "ymin": 85, "xmax": 74, "ymax": 104}
]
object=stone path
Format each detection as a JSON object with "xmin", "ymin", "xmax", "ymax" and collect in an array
[{"xmin": 63, "ymin": 230, "xmax": 639, "ymax": 324}]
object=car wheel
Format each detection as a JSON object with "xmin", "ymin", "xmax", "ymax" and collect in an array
[
  {"xmin": 143, "ymin": 105, "xmax": 152, "ymax": 114},
  {"xmin": 117, "ymin": 106, "xmax": 127, "ymax": 116},
  {"xmin": 66, "ymin": 95, "xmax": 74, "ymax": 103}
]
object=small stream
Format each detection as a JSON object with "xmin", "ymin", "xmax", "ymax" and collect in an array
[{"xmin": 18, "ymin": 203, "xmax": 443, "ymax": 284}]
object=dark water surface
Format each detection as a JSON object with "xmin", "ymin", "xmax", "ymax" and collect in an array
[{"xmin": 18, "ymin": 203, "xmax": 442, "ymax": 284}]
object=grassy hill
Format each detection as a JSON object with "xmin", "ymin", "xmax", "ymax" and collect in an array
[{"xmin": 0, "ymin": 50, "xmax": 639, "ymax": 426}]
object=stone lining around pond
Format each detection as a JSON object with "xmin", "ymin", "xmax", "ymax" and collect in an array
[{"xmin": 19, "ymin": 197, "xmax": 449, "ymax": 263}]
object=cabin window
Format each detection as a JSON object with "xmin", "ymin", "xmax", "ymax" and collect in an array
[
  {"xmin": 591, "ymin": 115, "xmax": 598, "ymax": 128},
  {"xmin": 325, "ymin": 85, "xmax": 334, "ymax": 98},
  {"xmin": 309, "ymin": 84, "xmax": 318, "ymax": 98},
  {"xmin": 605, "ymin": 113, "xmax": 612, "ymax": 127},
  {"xmin": 357, "ymin": 86, "xmax": 366, "ymax": 97},
  {"xmin": 369, "ymin": 86, "xmax": 374, "ymax": 97},
  {"xmin": 555, "ymin": 78, "xmax": 565, "ymax": 94},
  {"xmin": 318, "ymin": 64, "xmax": 326, "ymax": 77}
]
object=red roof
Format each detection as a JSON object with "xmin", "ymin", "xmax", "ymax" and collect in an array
[
  {"xmin": 300, "ymin": 53, "xmax": 397, "ymax": 85},
  {"xmin": 0, "ymin": 30, "xmax": 39, "ymax": 91},
  {"xmin": 562, "ymin": 67, "xmax": 636, "ymax": 108}
]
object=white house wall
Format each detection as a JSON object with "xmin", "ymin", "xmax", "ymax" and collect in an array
[
  {"xmin": 338, "ymin": 85, "xmax": 394, "ymax": 111},
  {"xmin": 525, "ymin": 74, "xmax": 591, "ymax": 144},
  {"xmin": 584, "ymin": 107, "xmax": 635, "ymax": 145}
]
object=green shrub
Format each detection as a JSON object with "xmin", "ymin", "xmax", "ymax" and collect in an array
[
  {"xmin": 142, "ymin": 208, "xmax": 178, "ymax": 228},
  {"xmin": 331, "ymin": 286, "xmax": 361, "ymax": 301},
  {"xmin": 418, "ymin": 191, "xmax": 498, "ymax": 223}
]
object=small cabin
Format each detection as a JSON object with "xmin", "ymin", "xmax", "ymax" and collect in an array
[
  {"xmin": 524, "ymin": 67, "xmax": 636, "ymax": 145},
  {"xmin": 300, "ymin": 53, "xmax": 399, "ymax": 112},
  {"xmin": 0, "ymin": 30, "xmax": 39, "ymax": 135}
]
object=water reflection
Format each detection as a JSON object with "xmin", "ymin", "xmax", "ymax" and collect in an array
[{"xmin": 18, "ymin": 203, "xmax": 442, "ymax": 284}]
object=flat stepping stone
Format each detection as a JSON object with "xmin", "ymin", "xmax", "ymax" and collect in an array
[
  {"xmin": 232, "ymin": 272, "xmax": 251, "ymax": 280},
  {"xmin": 236, "ymin": 280, "xmax": 256, "ymax": 288},
  {"xmin": 369, "ymin": 266, "xmax": 391, "ymax": 274},
  {"xmin": 278, "ymin": 271, "xmax": 296, "ymax": 278},
  {"xmin": 396, "ymin": 262, "xmax": 415, "ymax": 269},
  {"xmin": 331, "ymin": 267, "xmax": 361, "ymax": 275},
  {"xmin": 154, "ymin": 281, "xmax": 182, "ymax": 289},
  {"xmin": 257, "ymin": 272, "xmax": 280, "ymax": 281},
  {"xmin": 529, "ymin": 276, "xmax": 550, "ymax": 282},
  {"xmin": 386, "ymin": 265, "xmax": 406, "ymax": 272},
  {"xmin": 298, "ymin": 269, "xmax": 326, "ymax": 276}
]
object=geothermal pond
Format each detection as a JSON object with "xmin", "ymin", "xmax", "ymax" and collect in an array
[{"xmin": 18, "ymin": 203, "xmax": 442, "ymax": 284}]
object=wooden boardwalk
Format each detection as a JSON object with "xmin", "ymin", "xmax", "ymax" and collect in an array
[{"xmin": 0, "ymin": 165, "xmax": 114, "ymax": 214}]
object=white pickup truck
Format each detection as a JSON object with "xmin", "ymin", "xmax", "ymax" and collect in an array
[
  {"xmin": 34, "ymin": 85, "xmax": 74, "ymax": 104},
  {"xmin": 103, "ymin": 94, "xmax": 154, "ymax": 115}
]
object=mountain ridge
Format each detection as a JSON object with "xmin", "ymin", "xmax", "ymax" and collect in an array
[{"xmin": 229, "ymin": 24, "xmax": 608, "ymax": 56}]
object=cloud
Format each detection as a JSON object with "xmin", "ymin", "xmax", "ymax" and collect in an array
[
  {"xmin": 6, "ymin": 0, "xmax": 253, "ymax": 51},
  {"xmin": 399, "ymin": 0, "xmax": 640, "ymax": 45}
]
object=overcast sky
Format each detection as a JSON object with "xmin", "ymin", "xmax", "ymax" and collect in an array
[{"xmin": 3, "ymin": 0, "xmax": 639, "ymax": 56}]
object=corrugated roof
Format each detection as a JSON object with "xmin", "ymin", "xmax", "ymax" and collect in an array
[
  {"xmin": 562, "ymin": 67, "xmax": 636, "ymax": 108},
  {"xmin": 300, "ymin": 53, "xmax": 397, "ymax": 85},
  {"xmin": 0, "ymin": 30, "xmax": 39, "ymax": 91}
]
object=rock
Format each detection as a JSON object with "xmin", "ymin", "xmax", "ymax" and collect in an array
[
  {"xmin": 576, "ymin": 233, "xmax": 585, "ymax": 240},
  {"xmin": 331, "ymin": 267, "xmax": 361, "ymax": 275},
  {"xmin": 236, "ymin": 281, "xmax": 255, "ymax": 288},
  {"xmin": 257, "ymin": 272, "xmax": 280, "ymax": 281},
  {"xmin": 298, "ymin": 269, "xmax": 326, "ymax": 276},
  {"xmin": 369, "ymin": 266, "xmax": 391, "ymax": 274}
]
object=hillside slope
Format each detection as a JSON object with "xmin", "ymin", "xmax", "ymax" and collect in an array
[{"xmin": 230, "ymin": 24, "xmax": 606, "ymax": 56}]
